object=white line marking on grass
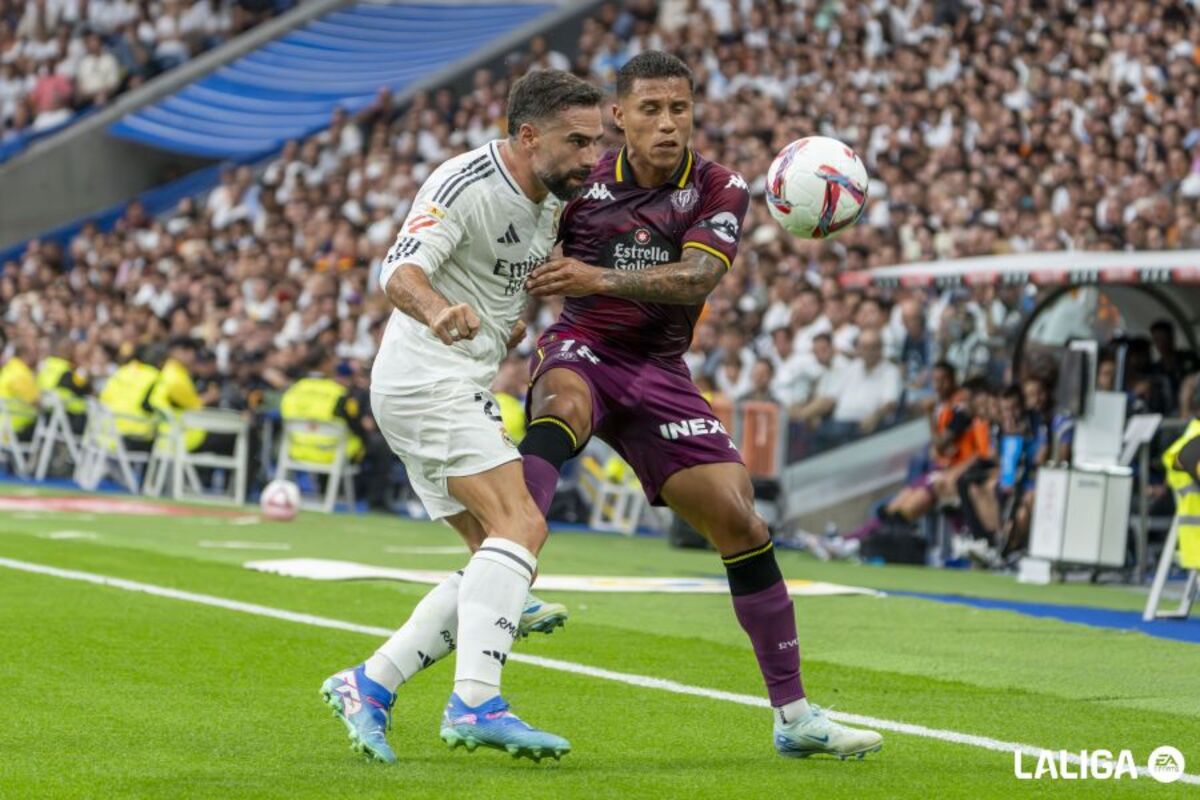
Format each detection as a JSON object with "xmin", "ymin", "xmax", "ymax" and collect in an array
[
  {"xmin": 0, "ymin": 555, "xmax": 1195, "ymax": 785},
  {"xmin": 231, "ymin": 516, "xmax": 261, "ymax": 526},
  {"xmin": 40, "ymin": 531, "xmax": 98, "ymax": 540},
  {"xmin": 198, "ymin": 541, "xmax": 292, "ymax": 551}
]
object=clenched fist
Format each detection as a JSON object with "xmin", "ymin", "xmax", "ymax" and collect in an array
[{"xmin": 430, "ymin": 304, "xmax": 481, "ymax": 345}]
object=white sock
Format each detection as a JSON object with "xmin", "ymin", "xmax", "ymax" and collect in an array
[
  {"xmin": 364, "ymin": 571, "xmax": 463, "ymax": 693},
  {"xmin": 453, "ymin": 537, "xmax": 536, "ymax": 706},
  {"xmin": 777, "ymin": 697, "xmax": 813, "ymax": 725}
]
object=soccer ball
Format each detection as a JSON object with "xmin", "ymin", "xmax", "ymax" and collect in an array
[
  {"xmin": 260, "ymin": 479, "xmax": 300, "ymax": 522},
  {"xmin": 765, "ymin": 136, "xmax": 869, "ymax": 240}
]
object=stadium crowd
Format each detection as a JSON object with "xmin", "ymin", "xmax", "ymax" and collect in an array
[
  {"xmin": 0, "ymin": 0, "xmax": 285, "ymax": 145},
  {"xmin": 4, "ymin": 0, "xmax": 1200, "ymax": 516}
]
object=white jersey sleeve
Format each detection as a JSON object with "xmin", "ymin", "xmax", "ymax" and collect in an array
[{"xmin": 379, "ymin": 173, "xmax": 473, "ymax": 290}]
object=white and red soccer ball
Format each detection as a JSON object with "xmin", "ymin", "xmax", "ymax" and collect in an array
[
  {"xmin": 765, "ymin": 136, "xmax": 869, "ymax": 240},
  {"xmin": 260, "ymin": 479, "xmax": 300, "ymax": 522}
]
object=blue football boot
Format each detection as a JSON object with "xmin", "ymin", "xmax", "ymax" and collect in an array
[
  {"xmin": 519, "ymin": 593, "xmax": 568, "ymax": 637},
  {"xmin": 319, "ymin": 665, "xmax": 397, "ymax": 764},
  {"xmin": 439, "ymin": 693, "xmax": 570, "ymax": 762}
]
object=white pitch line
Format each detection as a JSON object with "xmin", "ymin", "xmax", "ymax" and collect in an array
[
  {"xmin": 198, "ymin": 541, "xmax": 292, "ymax": 551},
  {"xmin": 40, "ymin": 531, "xmax": 98, "ymax": 541},
  {"xmin": 0, "ymin": 555, "xmax": 1194, "ymax": 785}
]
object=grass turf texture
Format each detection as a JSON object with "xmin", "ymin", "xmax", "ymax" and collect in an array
[{"xmin": 0, "ymin": 494, "xmax": 1197, "ymax": 799}]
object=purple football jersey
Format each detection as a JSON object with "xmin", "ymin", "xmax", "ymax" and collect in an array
[{"xmin": 556, "ymin": 147, "xmax": 751, "ymax": 359}]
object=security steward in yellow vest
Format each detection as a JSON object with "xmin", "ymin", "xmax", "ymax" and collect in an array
[
  {"xmin": 150, "ymin": 338, "xmax": 215, "ymax": 452},
  {"xmin": 0, "ymin": 343, "xmax": 40, "ymax": 442},
  {"xmin": 280, "ymin": 348, "xmax": 365, "ymax": 465},
  {"xmin": 1163, "ymin": 397, "xmax": 1200, "ymax": 571},
  {"xmin": 99, "ymin": 347, "xmax": 162, "ymax": 451},
  {"xmin": 38, "ymin": 342, "xmax": 92, "ymax": 434}
]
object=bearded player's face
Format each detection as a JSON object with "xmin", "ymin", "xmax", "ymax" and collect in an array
[
  {"xmin": 527, "ymin": 106, "xmax": 604, "ymax": 200},
  {"xmin": 614, "ymin": 76, "xmax": 694, "ymax": 173}
]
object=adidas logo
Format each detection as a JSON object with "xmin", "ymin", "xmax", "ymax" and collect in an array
[
  {"xmin": 483, "ymin": 649, "xmax": 508, "ymax": 666},
  {"xmin": 417, "ymin": 651, "xmax": 435, "ymax": 669},
  {"xmin": 496, "ymin": 223, "xmax": 520, "ymax": 245},
  {"xmin": 583, "ymin": 182, "xmax": 614, "ymax": 201}
]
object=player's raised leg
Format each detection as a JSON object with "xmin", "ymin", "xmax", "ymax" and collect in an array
[
  {"xmin": 359, "ymin": 510, "xmax": 564, "ymax": 699},
  {"xmin": 321, "ymin": 505, "xmax": 565, "ymax": 763},
  {"xmin": 660, "ymin": 462, "xmax": 883, "ymax": 760},
  {"xmin": 440, "ymin": 460, "xmax": 569, "ymax": 761}
]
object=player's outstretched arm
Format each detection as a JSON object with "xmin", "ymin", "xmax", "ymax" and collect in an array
[
  {"xmin": 525, "ymin": 247, "xmax": 725, "ymax": 305},
  {"xmin": 386, "ymin": 264, "xmax": 480, "ymax": 345}
]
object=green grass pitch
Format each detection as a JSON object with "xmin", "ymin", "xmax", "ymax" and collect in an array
[{"xmin": 0, "ymin": 490, "xmax": 1197, "ymax": 799}]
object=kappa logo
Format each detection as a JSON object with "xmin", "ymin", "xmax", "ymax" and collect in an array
[
  {"xmin": 726, "ymin": 173, "xmax": 749, "ymax": 191},
  {"xmin": 584, "ymin": 182, "xmax": 614, "ymax": 201}
]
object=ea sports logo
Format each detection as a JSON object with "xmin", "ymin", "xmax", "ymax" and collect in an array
[
  {"xmin": 634, "ymin": 228, "xmax": 651, "ymax": 245},
  {"xmin": 1147, "ymin": 746, "xmax": 1184, "ymax": 784}
]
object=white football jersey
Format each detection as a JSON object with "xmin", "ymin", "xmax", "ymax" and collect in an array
[{"xmin": 372, "ymin": 140, "xmax": 563, "ymax": 395}]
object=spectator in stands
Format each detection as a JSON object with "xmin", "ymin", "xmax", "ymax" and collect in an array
[
  {"xmin": 739, "ymin": 358, "xmax": 779, "ymax": 405},
  {"xmin": 1024, "ymin": 375, "xmax": 1073, "ymax": 467},
  {"xmin": 75, "ymin": 30, "xmax": 120, "ymax": 107},
  {"xmin": 1150, "ymin": 318, "xmax": 1199, "ymax": 401},
  {"xmin": 795, "ymin": 328, "xmax": 901, "ymax": 445},
  {"xmin": 824, "ymin": 292, "xmax": 859, "ymax": 356},
  {"xmin": 767, "ymin": 323, "xmax": 814, "ymax": 411},
  {"xmin": 897, "ymin": 296, "xmax": 934, "ymax": 400}
]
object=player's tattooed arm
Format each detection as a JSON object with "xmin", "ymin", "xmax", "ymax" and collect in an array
[
  {"xmin": 385, "ymin": 265, "xmax": 480, "ymax": 345},
  {"xmin": 525, "ymin": 248, "xmax": 725, "ymax": 305}
]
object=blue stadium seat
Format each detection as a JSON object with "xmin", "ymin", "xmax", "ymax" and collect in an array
[{"xmin": 109, "ymin": 2, "xmax": 553, "ymax": 159}]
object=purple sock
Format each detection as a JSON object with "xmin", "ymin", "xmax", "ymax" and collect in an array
[
  {"xmin": 730, "ymin": 581, "xmax": 805, "ymax": 706},
  {"xmin": 522, "ymin": 454, "xmax": 560, "ymax": 517}
]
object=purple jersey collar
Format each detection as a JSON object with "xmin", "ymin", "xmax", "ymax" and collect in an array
[{"xmin": 614, "ymin": 146, "xmax": 694, "ymax": 188}]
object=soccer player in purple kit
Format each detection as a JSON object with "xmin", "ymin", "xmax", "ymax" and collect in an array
[{"xmin": 523, "ymin": 51, "xmax": 883, "ymax": 760}]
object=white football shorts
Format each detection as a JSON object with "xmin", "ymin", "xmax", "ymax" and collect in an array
[{"xmin": 371, "ymin": 386, "xmax": 519, "ymax": 520}]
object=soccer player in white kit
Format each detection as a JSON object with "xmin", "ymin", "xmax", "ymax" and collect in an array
[{"xmin": 320, "ymin": 70, "xmax": 604, "ymax": 763}]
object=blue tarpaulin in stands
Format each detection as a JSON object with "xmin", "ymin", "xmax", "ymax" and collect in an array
[{"xmin": 108, "ymin": 3, "xmax": 554, "ymax": 159}]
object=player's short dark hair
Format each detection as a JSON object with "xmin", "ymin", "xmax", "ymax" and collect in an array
[
  {"xmin": 506, "ymin": 69, "xmax": 602, "ymax": 136},
  {"xmin": 812, "ymin": 332, "xmax": 833, "ymax": 346},
  {"xmin": 933, "ymin": 360, "xmax": 957, "ymax": 377},
  {"xmin": 616, "ymin": 50, "xmax": 693, "ymax": 97}
]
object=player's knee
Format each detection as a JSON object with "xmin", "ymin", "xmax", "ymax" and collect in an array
[
  {"xmin": 716, "ymin": 504, "xmax": 768, "ymax": 553},
  {"xmin": 485, "ymin": 499, "xmax": 548, "ymax": 553},
  {"xmin": 535, "ymin": 390, "xmax": 590, "ymax": 441}
]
